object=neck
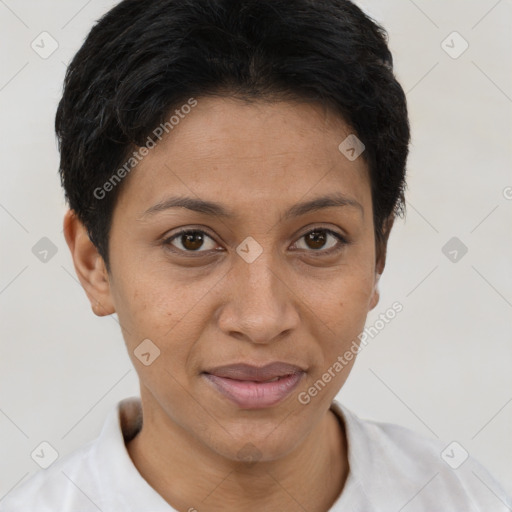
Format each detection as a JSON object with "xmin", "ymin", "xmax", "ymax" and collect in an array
[{"xmin": 126, "ymin": 396, "xmax": 349, "ymax": 512}]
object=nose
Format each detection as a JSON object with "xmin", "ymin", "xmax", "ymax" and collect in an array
[{"xmin": 215, "ymin": 247, "xmax": 300, "ymax": 345}]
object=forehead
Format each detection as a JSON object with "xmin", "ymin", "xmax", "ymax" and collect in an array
[{"xmin": 114, "ymin": 97, "xmax": 371, "ymax": 220}]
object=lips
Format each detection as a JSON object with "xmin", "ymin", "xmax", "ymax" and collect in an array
[
  {"xmin": 202, "ymin": 362, "xmax": 306, "ymax": 409},
  {"xmin": 204, "ymin": 362, "xmax": 305, "ymax": 381}
]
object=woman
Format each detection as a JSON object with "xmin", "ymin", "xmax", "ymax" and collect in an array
[{"xmin": 2, "ymin": 0, "xmax": 510, "ymax": 510}]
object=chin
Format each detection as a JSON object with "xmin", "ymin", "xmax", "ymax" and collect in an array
[{"xmin": 209, "ymin": 424, "xmax": 305, "ymax": 464}]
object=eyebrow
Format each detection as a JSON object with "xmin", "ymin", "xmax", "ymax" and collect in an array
[{"xmin": 139, "ymin": 193, "xmax": 363, "ymax": 221}]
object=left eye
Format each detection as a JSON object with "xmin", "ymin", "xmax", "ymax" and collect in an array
[{"xmin": 292, "ymin": 228, "xmax": 347, "ymax": 253}]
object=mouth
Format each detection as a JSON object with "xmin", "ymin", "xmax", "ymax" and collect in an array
[{"xmin": 201, "ymin": 362, "xmax": 306, "ymax": 409}]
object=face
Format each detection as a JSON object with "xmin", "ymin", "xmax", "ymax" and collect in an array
[{"xmin": 68, "ymin": 97, "xmax": 389, "ymax": 462}]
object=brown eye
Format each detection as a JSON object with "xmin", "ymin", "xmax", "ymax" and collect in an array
[
  {"xmin": 305, "ymin": 230, "xmax": 328, "ymax": 250},
  {"xmin": 294, "ymin": 228, "xmax": 347, "ymax": 253},
  {"xmin": 181, "ymin": 231, "xmax": 204, "ymax": 251},
  {"xmin": 164, "ymin": 230, "xmax": 218, "ymax": 253}
]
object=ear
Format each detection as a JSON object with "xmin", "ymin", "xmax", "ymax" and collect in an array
[
  {"xmin": 63, "ymin": 209, "xmax": 115, "ymax": 317},
  {"xmin": 368, "ymin": 214, "xmax": 395, "ymax": 312}
]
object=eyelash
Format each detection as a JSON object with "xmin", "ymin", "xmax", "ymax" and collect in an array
[{"xmin": 162, "ymin": 226, "xmax": 349, "ymax": 257}]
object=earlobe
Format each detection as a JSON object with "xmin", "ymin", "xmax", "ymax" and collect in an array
[
  {"xmin": 368, "ymin": 273, "xmax": 381, "ymax": 311},
  {"xmin": 63, "ymin": 209, "xmax": 115, "ymax": 317}
]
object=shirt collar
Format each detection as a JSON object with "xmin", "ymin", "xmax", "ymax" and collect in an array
[
  {"xmin": 329, "ymin": 400, "xmax": 378, "ymax": 510},
  {"xmin": 90, "ymin": 396, "xmax": 172, "ymax": 512}
]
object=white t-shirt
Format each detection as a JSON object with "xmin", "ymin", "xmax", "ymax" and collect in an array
[{"xmin": 1, "ymin": 396, "xmax": 510, "ymax": 511}]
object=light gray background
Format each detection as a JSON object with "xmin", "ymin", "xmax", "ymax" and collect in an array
[{"xmin": 1, "ymin": 0, "xmax": 511, "ymax": 502}]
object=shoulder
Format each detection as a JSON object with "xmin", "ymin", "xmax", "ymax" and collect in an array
[
  {"xmin": 331, "ymin": 401, "xmax": 512, "ymax": 511},
  {"xmin": 0, "ymin": 397, "xmax": 154, "ymax": 512},
  {"xmin": 0, "ymin": 438, "xmax": 101, "ymax": 512}
]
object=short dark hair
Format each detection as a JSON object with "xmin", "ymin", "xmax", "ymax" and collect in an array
[{"xmin": 56, "ymin": 0, "xmax": 410, "ymax": 273}]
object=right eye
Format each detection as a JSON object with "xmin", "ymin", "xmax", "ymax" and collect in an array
[{"xmin": 162, "ymin": 229, "xmax": 220, "ymax": 254}]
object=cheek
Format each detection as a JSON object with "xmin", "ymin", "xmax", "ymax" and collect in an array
[
  {"xmin": 305, "ymin": 255, "xmax": 376, "ymax": 361},
  {"xmin": 309, "ymin": 257, "xmax": 375, "ymax": 322},
  {"xmin": 111, "ymin": 269, "xmax": 203, "ymax": 348}
]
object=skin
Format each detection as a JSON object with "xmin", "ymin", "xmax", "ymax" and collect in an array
[{"xmin": 64, "ymin": 96, "xmax": 393, "ymax": 512}]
